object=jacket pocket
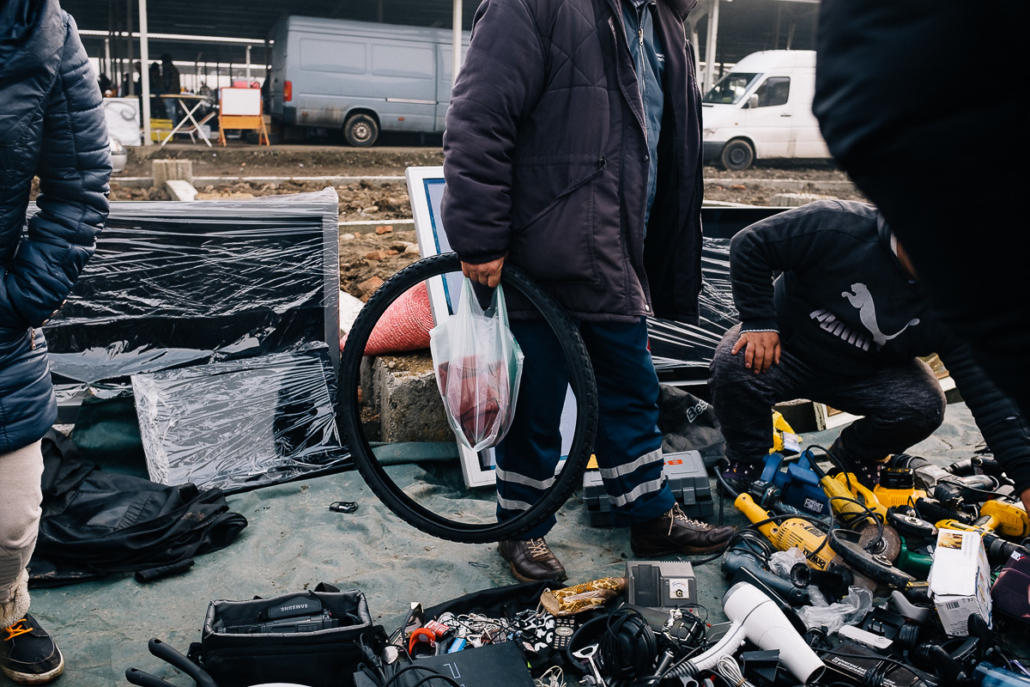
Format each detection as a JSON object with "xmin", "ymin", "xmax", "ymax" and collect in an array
[{"xmin": 509, "ymin": 157, "xmax": 607, "ymax": 285}]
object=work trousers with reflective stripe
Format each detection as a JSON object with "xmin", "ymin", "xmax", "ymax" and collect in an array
[{"xmin": 495, "ymin": 317, "xmax": 675, "ymax": 538}]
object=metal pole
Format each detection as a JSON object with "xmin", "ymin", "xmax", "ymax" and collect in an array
[
  {"xmin": 104, "ymin": 38, "xmax": 111, "ymax": 82},
  {"xmin": 452, "ymin": 0, "xmax": 463, "ymax": 85},
  {"xmin": 246, "ymin": 45, "xmax": 252, "ymax": 80},
  {"xmin": 138, "ymin": 0, "xmax": 152, "ymax": 145},
  {"xmin": 703, "ymin": 0, "xmax": 720, "ymax": 93},
  {"xmin": 126, "ymin": 0, "xmax": 134, "ymax": 95}
]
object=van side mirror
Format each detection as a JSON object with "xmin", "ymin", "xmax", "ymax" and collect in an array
[{"xmin": 746, "ymin": 95, "xmax": 760, "ymax": 109}]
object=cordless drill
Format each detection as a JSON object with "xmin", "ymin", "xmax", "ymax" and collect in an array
[{"xmin": 937, "ymin": 500, "xmax": 1030, "ymax": 562}]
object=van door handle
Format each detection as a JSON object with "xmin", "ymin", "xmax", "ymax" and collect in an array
[{"xmin": 780, "ymin": 114, "xmax": 792, "ymax": 117}]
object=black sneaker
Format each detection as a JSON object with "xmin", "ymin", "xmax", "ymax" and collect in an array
[{"xmin": 1, "ymin": 615, "xmax": 65, "ymax": 685}]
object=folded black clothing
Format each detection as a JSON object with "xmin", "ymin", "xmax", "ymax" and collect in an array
[{"xmin": 27, "ymin": 429, "xmax": 247, "ymax": 587}]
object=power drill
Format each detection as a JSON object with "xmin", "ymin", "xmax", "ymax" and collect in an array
[
  {"xmin": 734, "ymin": 493, "xmax": 837, "ymax": 570},
  {"xmin": 937, "ymin": 500, "xmax": 1030, "ymax": 562}
]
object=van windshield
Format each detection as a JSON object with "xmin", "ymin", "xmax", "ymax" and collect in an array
[{"xmin": 703, "ymin": 73, "xmax": 761, "ymax": 105}]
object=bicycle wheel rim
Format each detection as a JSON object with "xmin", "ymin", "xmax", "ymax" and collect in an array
[{"xmin": 336, "ymin": 253, "xmax": 598, "ymax": 543}]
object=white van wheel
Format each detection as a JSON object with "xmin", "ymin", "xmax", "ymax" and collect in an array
[
  {"xmin": 721, "ymin": 140, "xmax": 754, "ymax": 171},
  {"xmin": 344, "ymin": 114, "xmax": 379, "ymax": 147}
]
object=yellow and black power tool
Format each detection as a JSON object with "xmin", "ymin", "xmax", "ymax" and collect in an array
[
  {"xmin": 873, "ymin": 467, "xmax": 927, "ymax": 508},
  {"xmin": 734, "ymin": 493, "xmax": 837, "ymax": 570},
  {"xmin": 936, "ymin": 499, "xmax": 1030, "ymax": 561}
]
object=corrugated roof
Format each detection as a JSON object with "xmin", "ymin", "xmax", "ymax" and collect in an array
[{"xmin": 64, "ymin": 0, "xmax": 481, "ymax": 66}]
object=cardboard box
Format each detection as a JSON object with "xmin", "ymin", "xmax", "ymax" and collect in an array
[{"xmin": 928, "ymin": 529, "xmax": 992, "ymax": 636}]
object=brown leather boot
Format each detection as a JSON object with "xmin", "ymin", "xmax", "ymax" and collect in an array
[
  {"xmin": 629, "ymin": 504, "xmax": 737, "ymax": 557},
  {"xmin": 498, "ymin": 538, "xmax": 568, "ymax": 583}
]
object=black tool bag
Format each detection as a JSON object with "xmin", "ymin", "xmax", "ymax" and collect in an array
[{"xmin": 191, "ymin": 584, "xmax": 385, "ymax": 687}]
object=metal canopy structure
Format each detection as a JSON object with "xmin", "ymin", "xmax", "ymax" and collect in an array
[{"xmin": 62, "ymin": 0, "xmax": 818, "ymax": 144}]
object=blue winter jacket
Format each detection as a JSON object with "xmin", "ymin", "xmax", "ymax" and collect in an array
[{"xmin": 0, "ymin": 0, "xmax": 111, "ymax": 454}]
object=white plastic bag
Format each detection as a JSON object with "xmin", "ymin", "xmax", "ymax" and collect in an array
[
  {"xmin": 797, "ymin": 586, "xmax": 873, "ymax": 634},
  {"xmin": 429, "ymin": 279, "xmax": 525, "ymax": 451}
]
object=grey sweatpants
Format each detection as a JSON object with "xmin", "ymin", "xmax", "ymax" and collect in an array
[
  {"xmin": 0, "ymin": 440, "xmax": 43, "ymax": 605},
  {"xmin": 709, "ymin": 324, "xmax": 946, "ymax": 465}
]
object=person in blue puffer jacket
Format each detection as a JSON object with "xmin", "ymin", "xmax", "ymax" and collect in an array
[{"xmin": 0, "ymin": 0, "xmax": 111, "ymax": 681}]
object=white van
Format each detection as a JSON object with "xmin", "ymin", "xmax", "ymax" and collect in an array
[
  {"xmin": 701, "ymin": 50, "xmax": 831, "ymax": 170},
  {"xmin": 269, "ymin": 17, "xmax": 469, "ymax": 146}
]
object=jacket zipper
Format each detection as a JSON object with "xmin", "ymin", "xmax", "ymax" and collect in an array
[
  {"xmin": 29, "ymin": 327, "xmax": 36, "ymax": 350},
  {"xmin": 637, "ymin": 5, "xmax": 647, "ymax": 145}
]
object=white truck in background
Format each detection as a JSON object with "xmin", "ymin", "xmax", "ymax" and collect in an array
[{"xmin": 701, "ymin": 50, "xmax": 831, "ymax": 170}]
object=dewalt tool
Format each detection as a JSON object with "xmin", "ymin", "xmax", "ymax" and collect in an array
[
  {"xmin": 832, "ymin": 473, "xmax": 889, "ymax": 521},
  {"xmin": 873, "ymin": 467, "xmax": 926, "ymax": 508},
  {"xmin": 808, "ymin": 462, "xmax": 881, "ymax": 528},
  {"xmin": 936, "ymin": 500, "xmax": 1030, "ymax": 562},
  {"xmin": 733, "ymin": 493, "xmax": 837, "ymax": 570}
]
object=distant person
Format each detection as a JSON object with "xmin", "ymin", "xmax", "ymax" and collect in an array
[
  {"xmin": 148, "ymin": 61, "xmax": 162, "ymax": 117},
  {"xmin": 98, "ymin": 72, "xmax": 112, "ymax": 96},
  {"xmin": 160, "ymin": 54, "xmax": 180, "ymax": 124},
  {"xmin": 121, "ymin": 61, "xmax": 141, "ymax": 98},
  {"xmin": 813, "ymin": 0, "xmax": 1029, "ymax": 420},
  {"xmin": 442, "ymin": 0, "xmax": 736, "ymax": 583},
  {"xmin": 710, "ymin": 201, "xmax": 1030, "ymax": 514},
  {"xmin": 0, "ymin": 0, "xmax": 112, "ymax": 683}
]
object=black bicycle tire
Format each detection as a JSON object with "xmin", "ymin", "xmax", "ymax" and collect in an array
[{"xmin": 336, "ymin": 253, "xmax": 599, "ymax": 543}]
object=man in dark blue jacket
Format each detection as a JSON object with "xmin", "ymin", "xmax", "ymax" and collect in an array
[
  {"xmin": 442, "ymin": 0, "xmax": 735, "ymax": 582},
  {"xmin": 1, "ymin": 0, "xmax": 111, "ymax": 681},
  {"xmin": 709, "ymin": 201, "xmax": 1030, "ymax": 514}
]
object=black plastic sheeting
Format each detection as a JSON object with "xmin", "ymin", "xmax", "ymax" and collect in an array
[
  {"xmin": 132, "ymin": 345, "xmax": 350, "ymax": 494},
  {"xmin": 32, "ymin": 189, "xmax": 341, "ymax": 412},
  {"xmin": 648, "ymin": 237, "xmax": 737, "ymax": 373}
]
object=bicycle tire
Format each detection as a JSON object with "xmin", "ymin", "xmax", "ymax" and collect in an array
[{"xmin": 336, "ymin": 253, "xmax": 598, "ymax": 543}]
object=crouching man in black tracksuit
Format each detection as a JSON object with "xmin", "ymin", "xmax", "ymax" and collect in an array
[{"xmin": 709, "ymin": 201, "xmax": 1030, "ymax": 512}]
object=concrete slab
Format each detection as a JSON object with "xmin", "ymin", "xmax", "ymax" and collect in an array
[{"xmin": 164, "ymin": 180, "xmax": 198, "ymax": 202}]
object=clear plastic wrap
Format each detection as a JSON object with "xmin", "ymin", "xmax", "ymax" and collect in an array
[
  {"xmin": 132, "ymin": 344, "xmax": 349, "ymax": 493},
  {"xmin": 430, "ymin": 280, "xmax": 525, "ymax": 451},
  {"xmin": 648, "ymin": 237, "xmax": 737, "ymax": 372},
  {"xmin": 31, "ymin": 189, "xmax": 340, "ymax": 415},
  {"xmin": 797, "ymin": 586, "xmax": 874, "ymax": 634},
  {"xmin": 768, "ymin": 547, "xmax": 808, "ymax": 579}
]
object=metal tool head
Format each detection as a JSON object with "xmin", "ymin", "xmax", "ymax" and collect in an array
[{"xmin": 572, "ymin": 643, "xmax": 599, "ymax": 660}]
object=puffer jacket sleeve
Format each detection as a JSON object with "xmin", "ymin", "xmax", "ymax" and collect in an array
[
  {"xmin": 440, "ymin": 0, "xmax": 546, "ymax": 264},
  {"xmin": 1, "ymin": 13, "xmax": 110, "ymax": 330}
]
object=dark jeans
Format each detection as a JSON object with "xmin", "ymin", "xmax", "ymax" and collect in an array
[
  {"xmin": 709, "ymin": 324, "xmax": 946, "ymax": 466},
  {"xmin": 495, "ymin": 317, "xmax": 674, "ymax": 538}
]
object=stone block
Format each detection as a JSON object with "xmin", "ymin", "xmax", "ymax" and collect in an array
[
  {"xmin": 361, "ymin": 352, "xmax": 451, "ymax": 443},
  {"xmin": 165, "ymin": 179, "xmax": 198, "ymax": 202},
  {"xmin": 152, "ymin": 159, "xmax": 194, "ymax": 188}
]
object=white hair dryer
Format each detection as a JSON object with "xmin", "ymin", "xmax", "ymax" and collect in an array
[{"xmin": 676, "ymin": 582, "xmax": 825, "ymax": 684}]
